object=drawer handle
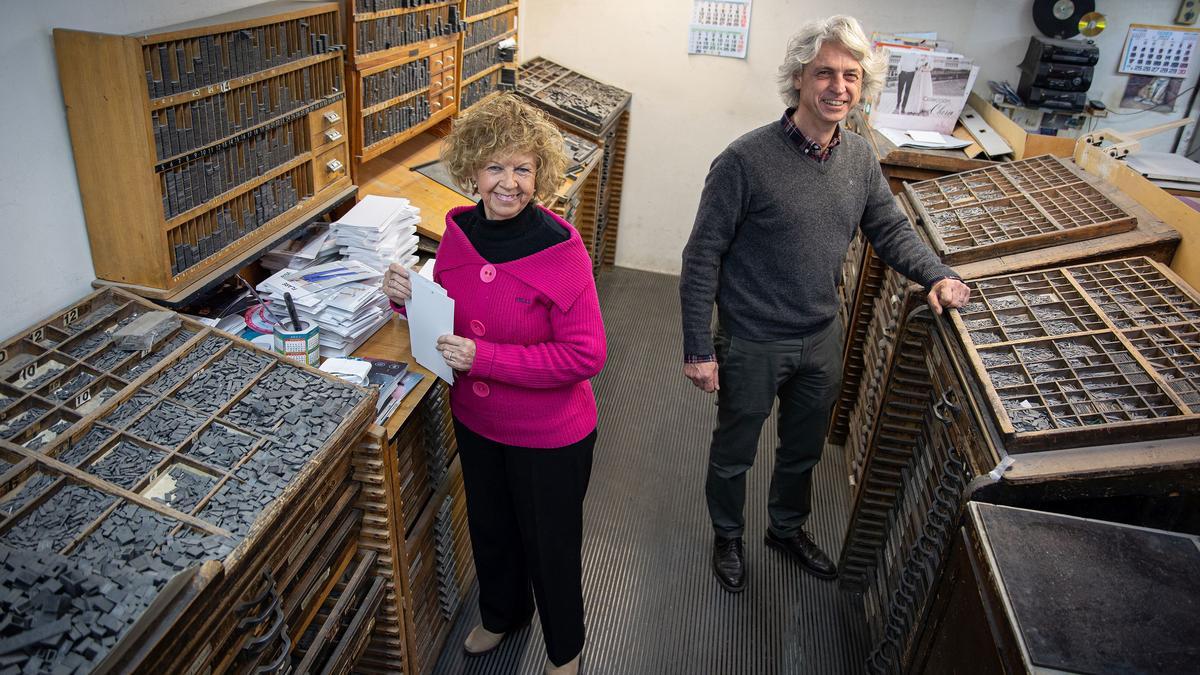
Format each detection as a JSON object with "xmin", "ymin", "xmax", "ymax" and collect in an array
[
  {"xmin": 237, "ymin": 583, "xmax": 279, "ymax": 631},
  {"xmin": 324, "ymin": 129, "xmax": 342, "ymax": 143},
  {"xmin": 242, "ymin": 602, "xmax": 285, "ymax": 654},
  {"xmin": 235, "ymin": 571, "xmax": 275, "ymax": 613},
  {"xmin": 931, "ymin": 389, "xmax": 959, "ymax": 424},
  {"xmin": 254, "ymin": 632, "xmax": 292, "ymax": 674},
  {"xmin": 326, "ymin": 159, "xmax": 344, "ymax": 173},
  {"xmin": 323, "ymin": 111, "xmax": 341, "ymax": 124}
]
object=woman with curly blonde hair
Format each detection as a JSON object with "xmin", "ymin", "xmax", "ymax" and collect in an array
[{"xmin": 382, "ymin": 93, "xmax": 604, "ymax": 675}]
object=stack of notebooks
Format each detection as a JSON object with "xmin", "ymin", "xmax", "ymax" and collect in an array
[
  {"xmin": 257, "ymin": 260, "xmax": 391, "ymax": 358},
  {"xmin": 361, "ymin": 358, "xmax": 426, "ymax": 426},
  {"xmin": 331, "ymin": 195, "xmax": 420, "ymax": 273}
]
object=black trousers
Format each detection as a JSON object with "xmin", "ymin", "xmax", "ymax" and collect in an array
[
  {"xmin": 454, "ymin": 418, "xmax": 595, "ymax": 667},
  {"xmin": 706, "ymin": 319, "xmax": 843, "ymax": 539},
  {"xmin": 896, "ymin": 70, "xmax": 916, "ymax": 110}
]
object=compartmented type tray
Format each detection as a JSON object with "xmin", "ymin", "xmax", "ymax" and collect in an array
[
  {"xmin": 0, "ymin": 287, "xmax": 372, "ymax": 673},
  {"xmin": 905, "ymin": 155, "xmax": 1138, "ymax": 264},
  {"xmin": 952, "ymin": 257, "xmax": 1200, "ymax": 451},
  {"xmin": 517, "ymin": 57, "xmax": 632, "ymax": 136}
]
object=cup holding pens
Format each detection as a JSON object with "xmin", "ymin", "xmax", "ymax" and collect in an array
[{"xmin": 274, "ymin": 320, "xmax": 320, "ymax": 366}]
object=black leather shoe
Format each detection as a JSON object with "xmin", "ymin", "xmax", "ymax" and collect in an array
[
  {"xmin": 712, "ymin": 535, "xmax": 747, "ymax": 593},
  {"xmin": 765, "ymin": 529, "xmax": 837, "ymax": 580}
]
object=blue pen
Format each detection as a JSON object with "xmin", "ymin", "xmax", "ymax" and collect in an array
[{"xmin": 302, "ymin": 269, "xmax": 359, "ymax": 282}]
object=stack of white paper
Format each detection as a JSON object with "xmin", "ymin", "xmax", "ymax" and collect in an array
[
  {"xmin": 257, "ymin": 260, "xmax": 392, "ymax": 358},
  {"xmin": 331, "ymin": 195, "xmax": 420, "ymax": 273},
  {"xmin": 260, "ymin": 225, "xmax": 341, "ymax": 271}
]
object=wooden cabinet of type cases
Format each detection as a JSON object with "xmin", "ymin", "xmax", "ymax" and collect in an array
[
  {"xmin": 910, "ymin": 503, "xmax": 1200, "ymax": 675},
  {"xmin": 353, "ymin": 383, "xmax": 476, "ymax": 675},
  {"xmin": 345, "ymin": 0, "xmax": 520, "ymax": 166},
  {"xmin": 0, "ymin": 287, "xmax": 383, "ymax": 673},
  {"xmin": 829, "ymin": 155, "xmax": 1180, "ymax": 447},
  {"xmin": 53, "ymin": 1, "xmax": 354, "ymax": 302},
  {"xmin": 458, "ymin": 0, "xmax": 520, "ymax": 113},
  {"xmin": 517, "ymin": 58, "xmax": 631, "ymax": 274},
  {"xmin": 839, "ymin": 257, "xmax": 1200, "ymax": 674}
]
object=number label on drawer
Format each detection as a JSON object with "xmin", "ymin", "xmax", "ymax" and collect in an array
[
  {"xmin": 62, "ymin": 308, "xmax": 80, "ymax": 327},
  {"xmin": 323, "ymin": 111, "xmax": 340, "ymax": 124},
  {"xmin": 326, "ymin": 159, "xmax": 344, "ymax": 173},
  {"xmin": 324, "ymin": 129, "xmax": 342, "ymax": 143},
  {"xmin": 74, "ymin": 388, "xmax": 92, "ymax": 409},
  {"xmin": 29, "ymin": 328, "xmax": 45, "ymax": 344}
]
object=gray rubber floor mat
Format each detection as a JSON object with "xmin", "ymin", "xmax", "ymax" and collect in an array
[{"xmin": 432, "ymin": 267, "xmax": 869, "ymax": 674}]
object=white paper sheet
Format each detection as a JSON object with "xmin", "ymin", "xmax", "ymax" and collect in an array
[
  {"xmin": 877, "ymin": 127, "xmax": 971, "ymax": 150},
  {"xmin": 406, "ymin": 271, "xmax": 455, "ymax": 385}
]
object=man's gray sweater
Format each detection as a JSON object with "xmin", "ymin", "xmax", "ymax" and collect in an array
[{"xmin": 680, "ymin": 121, "xmax": 957, "ymax": 357}]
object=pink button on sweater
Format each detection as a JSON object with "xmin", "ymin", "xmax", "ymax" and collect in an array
[{"xmin": 429, "ymin": 205, "xmax": 606, "ymax": 448}]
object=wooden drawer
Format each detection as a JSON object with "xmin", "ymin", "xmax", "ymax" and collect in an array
[
  {"xmin": 310, "ymin": 119, "xmax": 346, "ymax": 155},
  {"xmin": 314, "ymin": 143, "xmax": 348, "ymax": 192},
  {"xmin": 308, "ymin": 102, "xmax": 345, "ymax": 137},
  {"xmin": 429, "ymin": 73, "xmax": 443, "ymax": 92},
  {"xmin": 431, "ymin": 48, "xmax": 455, "ymax": 73}
]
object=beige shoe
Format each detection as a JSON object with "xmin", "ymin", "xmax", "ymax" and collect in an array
[
  {"xmin": 545, "ymin": 653, "xmax": 580, "ymax": 675},
  {"xmin": 463, "ymin": 625, "xmax": 504, "ymax": 656}
]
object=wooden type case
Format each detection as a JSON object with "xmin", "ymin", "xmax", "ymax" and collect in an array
[
  {"xmin": 517, "ymin": 58, "xmax": 631, "ymax": 273},
  {"xmin": 0, "ymin": 287, "xmax": 381, "ymax": 674}
]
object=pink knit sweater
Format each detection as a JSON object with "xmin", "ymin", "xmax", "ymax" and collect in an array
[{"xmin": 428, "ymin": 205, "xmax": 606, "ymax": 448}]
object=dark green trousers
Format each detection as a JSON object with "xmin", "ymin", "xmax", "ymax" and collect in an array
[{"xmin": 706, "ymin": 319, "xmax": 843, "ymax": 538}]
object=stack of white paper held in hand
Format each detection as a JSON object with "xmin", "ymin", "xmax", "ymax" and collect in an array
[
  {"xmin": 331, "ymin": 195, "xmax": 420, "ymax": 273},
  {"xmin": 257, "ymin": 259, "xmax": 390, "ymax": 358}
]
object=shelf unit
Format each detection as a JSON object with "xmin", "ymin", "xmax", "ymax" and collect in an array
[
  {"xmin": 344, "ymin": 1, "xmax": 519, "ymax": 167},
  {"xmin": 53, "ymin": 1, "xmax": 354, "ymax": 302},
  {"xmin": 458, "ymin": 2, "xmax": 519, "ymax": 113}
]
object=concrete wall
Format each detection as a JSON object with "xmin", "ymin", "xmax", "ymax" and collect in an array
[
  {"xmin": 1, "ymin": 0, "xmax": 1194, "ymax": 336},
  {"xmin": 520, "ymin": 0, "xmax": 1199, "ymax": 275}
]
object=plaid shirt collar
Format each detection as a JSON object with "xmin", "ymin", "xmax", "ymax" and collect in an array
[{"xmin": 780, "ymin": 108, "xmax": 840, "ymax": 162}]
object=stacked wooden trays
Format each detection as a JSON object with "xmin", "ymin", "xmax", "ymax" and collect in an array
[
  {"xmin": 0, "ymin": 287, "xmax": 376, "ymax": 673},
  {"xmin": 841, "ymin": 257, "xmax": 1200, "ymax": 673}
]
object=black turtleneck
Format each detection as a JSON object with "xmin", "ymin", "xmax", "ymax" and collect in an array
[{"xmin": 455, "ymin": 201, "xmax": 569, "ymax": 263}]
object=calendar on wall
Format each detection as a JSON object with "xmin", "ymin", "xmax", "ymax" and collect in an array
[
  {"xmin": 688, "ymin": 0, "xmax": 752, "ymax": 59},
  {"xmin": 1119, "ymin": 23, "xmax": 1200, "ymax": 78}
]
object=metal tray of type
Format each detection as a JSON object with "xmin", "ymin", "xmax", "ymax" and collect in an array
[
  {"xmin": 516, "ymin": 57, "xmax": 632, "ymax": 136},
  {"xmin": 0, "ymin": 286, "xmax": 373, "ymax": 673},
  {"xmin": 950, "ymin": 257, "xmax": 1200, "ymax": 452},
  {"xmin": 905, "ymin": 156, "xmax": 1138, "ymax": 265}
]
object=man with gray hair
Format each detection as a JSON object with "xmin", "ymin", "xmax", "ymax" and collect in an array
[{"xmin": 679, "ymin": 15, "xmax": 970, "ymax": 593}]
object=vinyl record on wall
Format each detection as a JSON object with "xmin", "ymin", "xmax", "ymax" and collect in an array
[{"xmin": 1032, "ymin": 0, "xmax": 1095, "ymax": 39}]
